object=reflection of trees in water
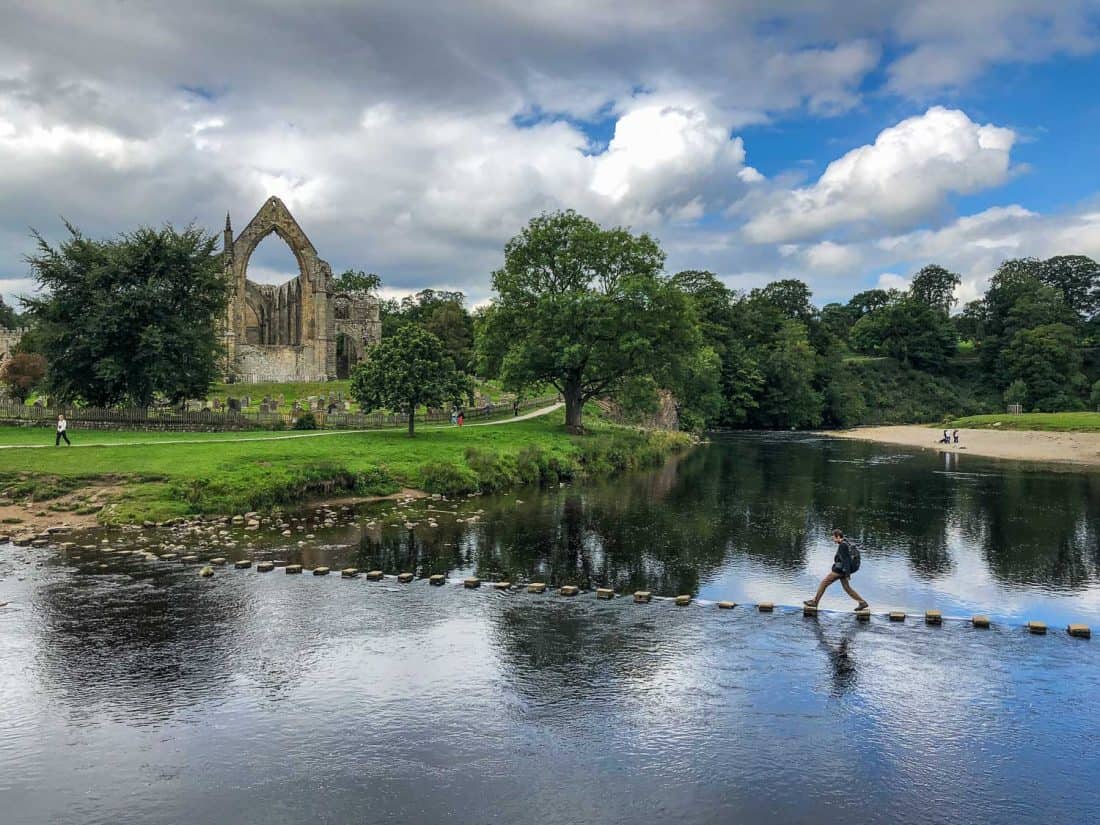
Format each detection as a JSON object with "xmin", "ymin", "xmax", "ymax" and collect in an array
[
  {"xmin": 355, "ymin": 436, "xmax": 1098, "ymax": 596},
  {"xmin": 32, "ymin": 566, "xmax": 253, "ymax": 716},
  {"xmin": 957, "ymin": 471, "xmax": 1099, "ymax": 589}
]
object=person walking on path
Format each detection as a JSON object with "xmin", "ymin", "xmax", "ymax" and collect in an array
[
  {"xmin": 457, "ymin": 412, "xmax": 464, "ymax": 427},
  {"xmin": 804, "ymin": 529, "xmax": 867, "ymax": 611},
  {"xmin": 55, "ymin": 414, "xmax": 71, "ymax": 446}
]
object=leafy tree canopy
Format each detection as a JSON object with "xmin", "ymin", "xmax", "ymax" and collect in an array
[
  {"xmin": 909, "ymin": 264, "xmax": 961, "ymax": 314},
  {"xmin": 0, "ymin": 295, "xmax": 21, "ymax": 330},
  {"xmin": 349, "ymin": 325, "xmax": 469, "ymax": 436},
  {"xmin": 850, "ymin": 297, "xmax": 958, "ymax": 371},
  {"xmin": 331, "ymin": 269, "xmax": 381, "ymax": 294},
  {"xmin": 478, "ymin": 210, "xmax": 702, "ymax": 432},
  {"xmin": 0, "ymin": 352, "xmax": 46, "ymax": 402},
  {"xmin": 21, "ymin": 222, "xmax": 227, "ymax": 406}
]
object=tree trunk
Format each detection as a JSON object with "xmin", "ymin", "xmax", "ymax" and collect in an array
[
  {"xmin": 407, "ymin": 404, "xmax": 416, "ymax": 437},
  {"xmin": 564, "ymin": 382, "xmax": 584, "ymax": 434}
]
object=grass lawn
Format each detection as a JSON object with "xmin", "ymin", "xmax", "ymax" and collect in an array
[
  {"xmin": 946, "ymin": 412, "xmax": 1100, "ymax": 432},
  {"xmin": 0, "ymin": 410, "xmax": 691, "ymax": 524}
]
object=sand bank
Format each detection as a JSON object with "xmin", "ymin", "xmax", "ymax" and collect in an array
[{"xmin": 825, "ymin": 425, "xmax": 1100, "ymax": 467}]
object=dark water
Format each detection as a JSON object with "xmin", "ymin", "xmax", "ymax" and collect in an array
[{"xmin": 1, "ymin": 434, "xmax": 1098, "ymax": 824}]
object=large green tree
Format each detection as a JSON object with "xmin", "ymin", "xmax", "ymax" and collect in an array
[
  {"xmin": 22, "ymin": 222, "xmax": 226, "ymax": 406},
  {"xmin": 350, "ymin": 325, "xmax": 468, "ymax": 436},
  {"xmin": 909, "ymin": 264, "xmax": 961, "ymax": 313},
  {"xmin": 0, "ymin": 295, "xmax": 20, "ymax": 330},
  {"xmin": 1003, "ymin": 323, "xmax": 1085, "ymax": 411},
  {"xmin": 850, "ymin": 297, "xmax": 957, "ymax": 371},
  {"xmin": 478, "ymin": 210, "xmax": 702, "ymax": 432}
]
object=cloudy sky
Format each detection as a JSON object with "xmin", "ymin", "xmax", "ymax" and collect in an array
[{"xmin": 3, "ymin": 0, "xmax": 1100, "ymax": 309}]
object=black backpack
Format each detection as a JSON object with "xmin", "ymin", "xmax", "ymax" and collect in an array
[{"xmin": 848, "ymin": 541, "xmax": 862, "ymax": 573}]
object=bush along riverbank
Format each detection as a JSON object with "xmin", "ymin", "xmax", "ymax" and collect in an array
[{"xmin": 0, "ymin": 414, "xmax": 693, "ymax": 530}]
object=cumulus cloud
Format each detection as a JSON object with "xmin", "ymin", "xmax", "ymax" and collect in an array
[
  {"xmin": 1, "ymin": 1, "xmax": 1099, "ymax": 309},
  {"xmin": 743, "ymin": 107, "xmax": 1017, "ymax": 244}
]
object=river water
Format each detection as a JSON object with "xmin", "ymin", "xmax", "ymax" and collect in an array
[{"xmin": 1, "ymin": 434, "xmax": 1098, "ymax": 824}]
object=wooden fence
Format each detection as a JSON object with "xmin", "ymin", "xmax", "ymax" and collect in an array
[{"xmin": 0, "ymin": 396, "xmax": 559, "ymax": 433}]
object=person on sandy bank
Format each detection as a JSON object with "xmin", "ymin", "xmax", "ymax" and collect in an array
[
  {"xmin": 55, "ymin": 414, "xmax": 71, "ymax": 446},
  {"xmin": 804, "ymin": 529, "xmax": 867, "ymax": 612}
]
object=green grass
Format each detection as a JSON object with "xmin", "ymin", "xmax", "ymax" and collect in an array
[
  {"xmin": 946, "ymin": 412, "xmax": 1100, "ymax": 432},
  {"xmin": 0, "ymin": 411, "xmax": 692, "ymax": 524}
]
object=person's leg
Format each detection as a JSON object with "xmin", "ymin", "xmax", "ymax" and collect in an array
[
  {"xmin": 807, "ymin": 572, "xmax": 840, "ymax": 605},
  {"xmin": 63, "ymin": 431, "xmax": 71, "ymax": 445},
  {"xmin": 55, "ymin": 430, "xmax": 61, "ymax": 446},
  {"xmin": 840, "ymin": 576, "xmax": 867, "ymax": 606}
]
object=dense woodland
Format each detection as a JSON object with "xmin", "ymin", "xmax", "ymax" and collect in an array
[{"xmin": 4, "ymin": 212, "xmax": 1099, "ymax": 430}]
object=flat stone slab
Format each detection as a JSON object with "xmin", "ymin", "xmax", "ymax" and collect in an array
[
  {"xmin": 855, "ymin": 609, "xmax": 871, "ymax": 621},
  {"xmin": 675, "ymin": 595, "xmax": 692, "ymax": 606},
  {"xmin": 256, "ymin": 561, "xmax": 275, "ymax": 572},
  {"xmin": 925, "ymin": 610, "xmax": 942, "ymax": 625},
  {"xmin": 560, "ymin": 585, "xmax": 579, "ymax": 597},
  {"xmin": 493, "ymin": 581, "xmax": 511, "ymax": 590},
  {"xmin": 234, "ymin": 559, "xmax": 252, "ymax": 569},
  {"xmin": 527, "ymin": 582, "xmax": 547, "ymax": 593},
  {"xmin": 972, "ymin": 615, "xmax": 991, "ymax": 628},
  {"xmin": 464, "ymin": 577, "xmax": 480, "ymax": 589},
  {"xmin": 285, "ymin": 564, "xmax": 303, "ymax": 574},
  {"xmin": 757, "ymin": 602, "xmax": 774, "ymax": 613},
  {"xmin": 397, "ymin": 572, "xmax": 414, "ymax": 583},
  {"xmin": 802, "ymin": 604, "xmax": 818, "ymax": 616},
  {"xmin": 210, "ymin": 557, "xmax": 227, "ymax": 566},
  {"xmin": 429, "ymin": 574, "xmax": 445, "ymax": 586},
  {"xmin": 888, "ymin": 611, "xmax": 906, "ymax": 622},
  {"xmin": 366, "ymin": 570, "xmax": 384, "ymax": 581},
  {"xmin": 717, "ymin": 601, "xmax": 736, "ymax": 609},
  {"xmin": 1067, "ymin": 624, "xmax": 1091, "ymax": 639},
  {"xmin": 313, "ymin": 566, "xmax": 330, "ymax": 576},
  {"xmin": 1027, "ymin": 620, "xmax": 1047, "ymax": 634},
  {"xmin": 341, "ymin": 568, "xmax": 359, "ymax": 578},
  {"xmin": 633, "ymin": 591, "xmax": 652, "ymax": 604},
  {"xmin": 596, "ymin": 588, "xmax": 615, "ymax": 600}
]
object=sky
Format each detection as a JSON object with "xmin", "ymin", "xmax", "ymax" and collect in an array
[{"xmin": 2, "ymin": 0, "xmax": 1100, "ymax": 310}]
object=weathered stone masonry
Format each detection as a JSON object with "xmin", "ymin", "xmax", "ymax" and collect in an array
[{"xmin": 222, "ymin": 197, "xmax": 380, "ymax": 382}]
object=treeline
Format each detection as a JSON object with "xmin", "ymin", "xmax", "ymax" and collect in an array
[{"xmin": 5, "ymin": 212, "xmax": 1098, "ymax": 430}]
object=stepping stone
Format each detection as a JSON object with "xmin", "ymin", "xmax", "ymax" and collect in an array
[
  {"xmin": 493, "ymin": 581, "xmax": 511, "ymax": 590},
  {"xmin": 341, "ymin": 568, "xmax": 359, "ymax": 578},
  {"xmin": 675, "ymin": 595, "xmax": 692, "ymax": 606},
  {"xmin": 1027, "ymin": 621, "xmax": 1046, "ymax": 635},
  {"xmin": 313, "ymin": 566, "xmax": 330, "ymax": 576},
  {"xmin": 397, "ymin": 572, "xmax": 414, "ymax": 583},
  {"xmin": 757, "ymin": 602, "xmax": 774, "ymax": 613},
  {"xmin": 234, "ymin": 559, "xmax": 251, "ymax": 569},
  {"xmin": 559, "ymin": 585, "xmax": 579, "ymax": 597},
  {"xmin": 256, "ymin": 561, "xmax": 274, "ymax": 572},
  {"xmin": 972, "ymin": 615, "xmax": 990, "ymax": 628},
  {"xmin": 596, "ymin": 588, "xmax": 614, "ymax": 600},
  {"xmin": 285, "ymin": 564, "xmax": 302, "ymax": 574},
  {"xmin": 855, "ymin": 609, "xmax": 871, "ymax": 622},
  {"xmin": 1067, "ymin": 624, "xmax": 1091, "ymax": 639},
  {"xmin": 888, "ymin": 611, "xmax": 906, "ymax": 622},
  {"xmin": 717, "ymin": 601, "xmax": 736, "ymax": 610},
  {"xmin": 803, "ymin": 604, "xmax": 818, "ymax": 616},
  {"xmin": 429, "ymin": 574, "xmax": 445, "ymax": 586},
  {"xmin": 464, "ymin": 577, "xmax": 480, "ymax": 589},
  {"xmin": 366, "ymin": 570, "xmax": 384, "ymax": 581},
  {"xmin": 527, "ymin": 582, "xmax": 547, "ymax": 594},
  {"xmin": 925, "ymin": 610, "xmax": 943, "ymax": 625},
  {"xmin": 633, "ymin": 591, "xmax": 651, "ymax": 604}
]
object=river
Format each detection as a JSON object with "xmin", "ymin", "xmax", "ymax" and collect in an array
[{"xmin": 1, "ymin": 433, "xmax": 1098, "ymax": 824}]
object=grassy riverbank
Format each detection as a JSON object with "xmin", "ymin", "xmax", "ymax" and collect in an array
[
  {"xmin": 0, "ymin": 411, "xmax": 692, "ymax": 525},
  {"xmin": 946, "ymin": 412, "xmax": 1100, "ymax": 432}
]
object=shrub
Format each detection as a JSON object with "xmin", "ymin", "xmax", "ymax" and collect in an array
[
  {"xmin": 419, "ymin": 461, "xmax": 478, "ymax": 496},
  {"xmin": 464, "ymin": 447, "xmax": 516, "ymax": 492},
  {"xmin": 293, "ymin": 411, "xmax": 318, "ymax": 430},
  {"xmin": 1004, "ymin": 379, "xmax": 1028, "ymax": 407},
  {"xmin": 355, "ymin": 466, "xmax": 399, "ymax": 496}
]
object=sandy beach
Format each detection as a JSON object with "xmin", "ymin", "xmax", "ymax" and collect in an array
[{"xmin": 826, "ymin": 425, "xmax": 1100, "ymax": 467}]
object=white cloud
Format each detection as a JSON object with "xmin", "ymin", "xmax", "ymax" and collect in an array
[{"xmin": 744, "ymin": 107, "xmax": 1017, "ymax": 244}]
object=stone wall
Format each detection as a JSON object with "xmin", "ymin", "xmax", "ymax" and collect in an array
[
  {"xmin": 0, "ymin": 328, "xmax": 24, "ymax": 362},
  {"xmin": 234, "ymin": 343, "xmax": 328, "ymax": 383}
]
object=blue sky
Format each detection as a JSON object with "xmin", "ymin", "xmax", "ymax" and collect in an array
[{"xmin": 2, "ymin": 1, "xmax": 1100, "ymax": 309}]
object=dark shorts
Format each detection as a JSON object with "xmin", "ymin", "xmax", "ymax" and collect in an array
[{"xmin": 831, "ymin": 565, "xmax": 850, "ymax": 578}]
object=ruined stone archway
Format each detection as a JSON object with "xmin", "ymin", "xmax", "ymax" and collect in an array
[{"xmin": 222, "ymin": 196, "xmax": 335, "ymax": 381}]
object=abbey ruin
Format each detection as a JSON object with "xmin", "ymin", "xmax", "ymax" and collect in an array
[{"xmin": 222, "ymin": 196, "xmax": 380, "ymax": 382}]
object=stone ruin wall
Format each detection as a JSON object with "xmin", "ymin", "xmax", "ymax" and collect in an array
[
  {"xmin": 0, "ymin": 328, "xmax": 24, "ymax": 363},
  {"xmin": 222, "ymin": 197, "xmax": 380, "ymax": 383}
]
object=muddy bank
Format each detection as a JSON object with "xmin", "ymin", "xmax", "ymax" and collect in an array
[{"xmin": 825, "ymin": 425, "xmax": 1100, "ymax": 466}]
